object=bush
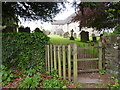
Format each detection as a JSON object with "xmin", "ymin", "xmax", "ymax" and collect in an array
[
  {"xmin": 113, "ymin": 26, "xmax": 120, "ymax": 34},
  {"xmin": 41, "ymin": 78, "xmax": 65, "ymax": 88},
  {"xmin": 1, "ymin": 65, "xmax": 17, "ymax": 86},
  {"xmin": 2, "ymin": 32, "xmax": 49, "ymax": 69}
]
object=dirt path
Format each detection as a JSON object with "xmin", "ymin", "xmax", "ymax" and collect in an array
[{"xmin": 78, "ymin": 72, "xmax": 115, "ymax": 88}]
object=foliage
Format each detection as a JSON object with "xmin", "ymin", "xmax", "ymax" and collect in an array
[
  {"xmin": 19, "ymin": 72, "xmax": 42, "ymax": 88},
  {"xmin": 73, "ymin": 2, "xmax": 120, "ymax": 31},
  {"xmin": 113, "ymin": 26, "xmax": 120, "ymax": 34},
  {"xmin": 99, "ymin": 70, "xmax": 106, "ymax": 75},
  {"xmin": 2, "ymin": 32, "xmax": 49, "ymax": 69},
  {"xmin": 2, "ymin": 2, "xmax": 65, "ymax": 26},
  {"xmin": 41, "ymin": 78, "xmax": 65, "ymax": 88},
  {"xmin": 1, "ymin": 65, "xmax": 17, "ymax": 86},
  {"xmin": 45, "ymin": 69, "xmax": 58, "ymax": 78}
]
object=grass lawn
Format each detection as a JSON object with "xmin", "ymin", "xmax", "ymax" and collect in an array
[{"xmin": 48, "ymin": 35, "xmax": 100, "ymax": 47}]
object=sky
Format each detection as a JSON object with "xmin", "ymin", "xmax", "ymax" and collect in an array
[{"xmin": 19, "ymin": 0, "xmax": 75, "ymax": 31}]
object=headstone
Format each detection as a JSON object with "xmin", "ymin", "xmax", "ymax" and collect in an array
[
  {"xmin": 18, "ymin": 27, "xmax": 25, "ymax": 32},
  {"xmin": 100, "ymin": 34, "xmax": 103, "ymax": 41},
  {"xmin": 80, "ymin": 31, "xmax": 89, "ymax": 42},
  {"xmin": 24, "ymin": 27, "xmax": 30, "ymax": 33},
  {"xmin": 63, "ymin": 32, "xmax": 69, "ymax": 38},
  {"xmin": 34, "ymin": 28, "xmax": 43, "ymax": 33},
  {"xmin": 92, "ymin": 33, "xmax": 96, "ymax": 42},
  {"xmin": 70, "ymin": 29, "xmax": 74, "ymax": 40},
  {"xmin": 74, "ymin": 33, "xmax": 77, "ymax": 38}
]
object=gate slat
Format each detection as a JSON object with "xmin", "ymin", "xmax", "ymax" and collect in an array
[
  {"xmin": 50, "ymin": 45, "xmax": 53, "ymax": 71},
  {"xmin": 73, "ymin": 43, "xmax": 78, "ymax": 82},
  {"xmin": 99, "ymin": 42, "xmax": 102, "ymax": 70},
  {"xmin": 54, "ymin": 45, "xmax": 57, "ymax": 70},
  {"xmin": 47, "ymin": 45, "xmax": 50, "ymax": 72},
  {"xmin": 58, "ymin": 45, "xmax": 62, "ymax": 77},
  {"xmin": 63, "ymin": 45, "xmax": 66, "ymax": 80},
  {"xmin": 68, "ymin": 45, "xmax": 71, "ymax": 81},
  {"xmin": 45, "ymin": 45, "xmax": 48, "ymax": 71}
]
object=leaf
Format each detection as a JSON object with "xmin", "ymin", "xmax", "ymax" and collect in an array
[{"xmin": 7, "ymin": 77, "xmax": 11, "ymax": 82}]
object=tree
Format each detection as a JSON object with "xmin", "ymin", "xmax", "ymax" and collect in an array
[
  {"xmin": 2, "ymin": 2, "xmax": 65, "ymax": 27},
  {"xmin": 72, "ymin": 2, "xmax": 120, "ymax": 31}
]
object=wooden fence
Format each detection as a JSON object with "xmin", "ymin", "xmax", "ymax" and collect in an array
[
  {"xmin": 45, "ymin": 42, "xmax": 103, "ymax": 82},
  {"xmin": 45, "ymin": 43, "xmax": 78, "ymax": 82}
]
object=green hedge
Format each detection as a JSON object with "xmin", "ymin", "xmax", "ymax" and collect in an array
[{"xmin": 2, "ymin": 32, "xmax": 49, "ymax": 69}]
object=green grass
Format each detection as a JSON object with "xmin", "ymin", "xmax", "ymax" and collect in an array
[
  {"xmin": 48, "ymin": 35, "xmax": 99, "ymax": 47},
  {"xmin": 48, "ymin": 35, "xmax": 100, "ymax": 57}
]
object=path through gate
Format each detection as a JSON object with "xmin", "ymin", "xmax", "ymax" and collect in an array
[{"xmin": 45, "ymin": 42, "xmax": 103, "ymax": 82}]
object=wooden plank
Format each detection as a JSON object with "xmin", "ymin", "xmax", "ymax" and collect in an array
[
  {"xmin": 77, "ymin": 58, "xmax": 99, "ymax": 61},
  {"xmin": 78, "ymin": 69, "xmax": 99, "ymax": 73},
  {"xmin": 68, "ymin": 45, "xmax": 71, "ymax": 81},
  {"xmin": 73, "ymin": 43, "xmax": 78, "ymax": 82},
  {"xmin": 78, "ymin": 46, "xmax": 102, "ymax": 49},
  {"xmin": 99, "ymin": 41, "xmax": 102, "ymax": 70},
  {"xmin": 54, "ymin": 45, "xmax": 57, "ymax": 70},
  {"xmin": 50, "ymin": 45, "xmax": 53, "ymax": 71},
  {"xmin": 58, "ymin": 45, "xmax": 62, "ymax": 77},
  {"xmin": 47, "ymin": 45, "xmax": 50, "ymax": 72},
  {"xmin": 62, "ymin": 45, "xmax": 66, "ymax": 80},
  {"xmin": 45, "ymin": 45, "xmax": 48, "ymax": 71}
]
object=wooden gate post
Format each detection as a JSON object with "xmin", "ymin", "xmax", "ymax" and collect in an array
[
  {"xmin": 73, "ymin": 43, "xmax": 78, "ymax": 82},
  {"xmin": 99, "ymin": 41, "xmax": 102, "ymax": 70}
]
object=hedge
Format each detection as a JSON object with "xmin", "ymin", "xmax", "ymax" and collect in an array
[{"xmin": 2, "ymin": 32, "xmax": 49, "ymax": 70}]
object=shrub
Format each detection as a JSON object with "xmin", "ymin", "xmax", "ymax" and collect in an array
[
  {"xmin": 41, "ymin": 78, "xmax": 65, "ymax": 88},
  {"xmin": 2, "ymin": 32, "xmax": 49, "ymax": 69},
  {"xmin": 1, "ymin": 65, "xmax": 17, "ymax": 86}
]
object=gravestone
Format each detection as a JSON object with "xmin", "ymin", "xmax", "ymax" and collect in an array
[
  {"xmin": 100, "ymin": 34, "xmax": 103, "ymax": 41},
  {"xmin": 80, "ymin": 31, "xmax": 89, "ymax": 42},
  {"xmin": 24, "ymin": 27, "xmax": 30, "ymax": 33},
  {"xmin": 63, "ymin": 32, "xmax": 69, "ymax": 38},
  {"xmin": 92, "ymin": 33, "xmax": 96, "ymax": 42},
  {"xmin": 18, "ymin": 27, "xmax": 25, "ymax": 32},
  {"xmin": 34, "ymin": 28, "xmax": 43, "ymax": 33},
  {"xmin": 70, "ymin": 29, "xmax": 74, "ymax": 40},
  {"xmin": 74, "ymin": 33, "xmax": 77, "ymax": 38}
]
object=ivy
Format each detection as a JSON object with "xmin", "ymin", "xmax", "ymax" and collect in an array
[{"xmin": 2, "ymin": 32, "xmax": 49, "ymax": 70}]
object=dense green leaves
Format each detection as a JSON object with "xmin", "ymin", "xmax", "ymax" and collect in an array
[
  {"xmin": 73, "ymin": 2, "xmax": 120, "ymax": 31},
  {"xmin": 41, "ymin": 78, "xmax": 65, "ymax": 88},
  {"xmin": 1, "ymin": 65, "xmax": 17, "ymax": 86},
  {"xmin": 2, "ymin": 32, "xmax": 49, "ymax": 69}
]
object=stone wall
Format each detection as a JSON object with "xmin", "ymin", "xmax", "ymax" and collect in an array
[{"xmin": 104, "ymin": 34, "xmax": 120, "ymax": 79}]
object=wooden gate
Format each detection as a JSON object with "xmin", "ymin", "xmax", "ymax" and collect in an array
[
  {"xmin": 77, "ymin": 42, "xmax": 102, "ymax": 73},
  {"xmin": 45, "ymin": 42, "xmax": 102, "ymax": 82}
]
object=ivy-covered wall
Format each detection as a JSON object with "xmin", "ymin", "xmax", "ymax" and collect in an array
[
  {"xmin": 2, "ymin": 32, "xmax": 49, "ymax": 70},
  {"xmin": 104, "ymin": 34, "xmax": 120, "ymax": 79}
]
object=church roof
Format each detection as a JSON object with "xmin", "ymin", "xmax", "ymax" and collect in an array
[{"xmin": 51, "ymin": 13, "xmax": 76, "ymax": 25}]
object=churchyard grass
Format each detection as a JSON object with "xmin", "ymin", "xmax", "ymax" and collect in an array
[
  {"xmin": 48, "ymin": 35, "xmax": 99, "ymax": 47},
  {"xmin": 48, "ymin": 35, "xmax": 99, "ymax": 57}
]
